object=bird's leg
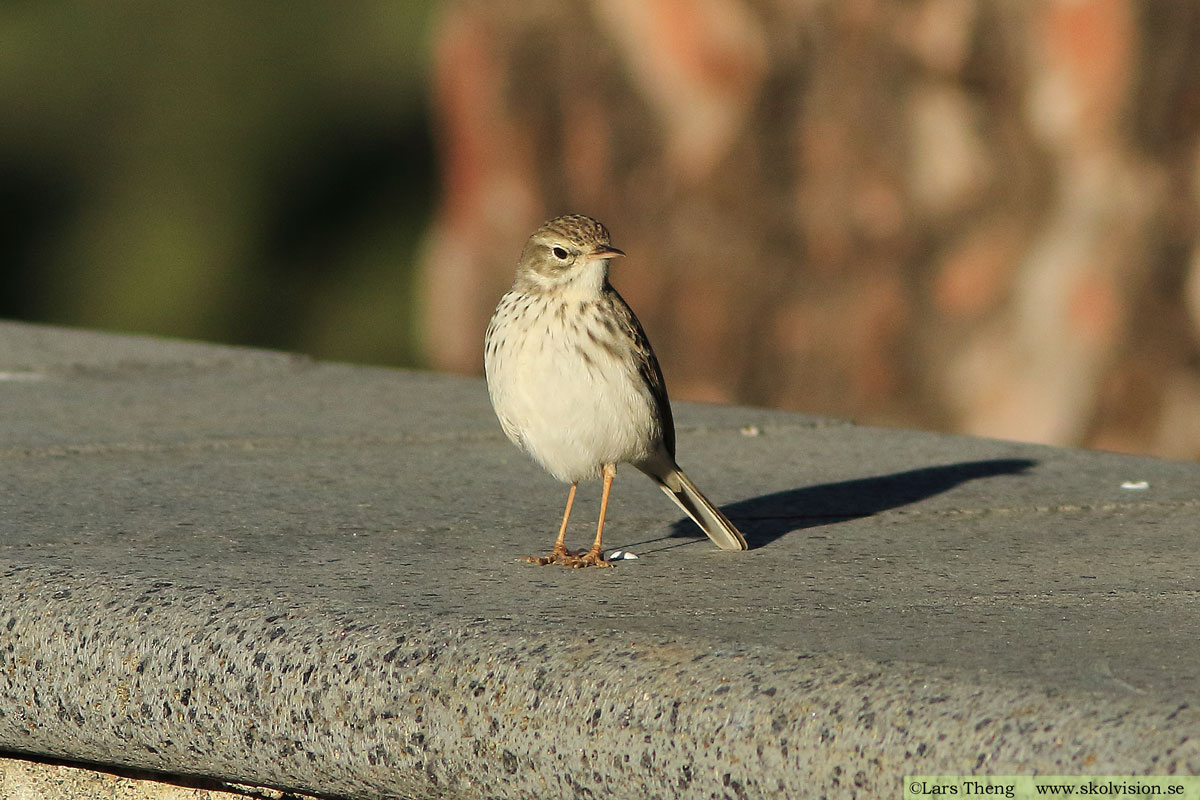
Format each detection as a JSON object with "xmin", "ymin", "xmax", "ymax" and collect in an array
[
  {"xmin": 524, "ymin": 483, "xmax": 577, "ymax": 565},
  {"xmin": 567, "ymin": 463, "xmax": 615, "ymax": 568}
]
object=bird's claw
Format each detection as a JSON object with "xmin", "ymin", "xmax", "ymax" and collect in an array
[{"xmin": 523, "ymin": 546, "xmax": 612, "ymax": 568}]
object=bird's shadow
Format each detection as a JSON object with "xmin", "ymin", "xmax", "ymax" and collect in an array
[{"xmin": 631, "ymin": 458, "xmax": 1036, "ymax": 552}]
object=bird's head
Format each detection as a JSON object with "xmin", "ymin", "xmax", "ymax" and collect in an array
[{"xmin": 514, "ymin": 214, "xmax": 624, "ymax": 292}]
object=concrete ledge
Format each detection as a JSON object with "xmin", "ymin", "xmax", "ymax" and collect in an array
[{"xmin": 2, "ymin": 321, "xmax": 1199, "ymax": 797}]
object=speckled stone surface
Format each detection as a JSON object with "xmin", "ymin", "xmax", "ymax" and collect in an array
[{"xmin": 2, "ymin": 320, "xmax": 1199, "ymax": 798}]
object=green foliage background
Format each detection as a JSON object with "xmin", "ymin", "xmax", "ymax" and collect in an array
[{"xmin": 0, "ymin": 2, "xmax": 438, "ymax": 366}]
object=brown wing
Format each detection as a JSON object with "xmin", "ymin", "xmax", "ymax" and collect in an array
[{"xmin": 604, "ymin": 285, "xmax": 676, "ymax": 459}]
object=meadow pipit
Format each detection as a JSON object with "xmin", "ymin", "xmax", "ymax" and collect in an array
[{"xmin": 484, "ymin": 215, "xmax": 747, "ymax": 567}]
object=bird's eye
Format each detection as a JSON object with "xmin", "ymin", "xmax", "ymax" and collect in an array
[{"xmin": 551, "ymin": 246, "xmax": 569, "ymax": 260}]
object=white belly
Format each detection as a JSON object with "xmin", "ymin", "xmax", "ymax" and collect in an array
[{"xmin": 485, "ymin": 292, "xmax": 659, "ymax": 482}]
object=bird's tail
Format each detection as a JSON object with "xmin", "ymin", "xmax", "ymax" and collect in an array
[{"xmin": 648, "ymin": 465, "xmax": 747, "ymax": 551}]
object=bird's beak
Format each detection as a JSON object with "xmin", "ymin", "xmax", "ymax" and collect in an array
[{"xmin": 589, "ymin": 245, "xmax": 625, "ymax": 261}]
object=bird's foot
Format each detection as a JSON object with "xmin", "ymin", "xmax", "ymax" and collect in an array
[
  {"xmin": 563, "ymin": 546, "xmax": 611, "ymax": 569},
  {"xmin": 523, "ymin": 545, "xmax": 612, "ymax": 568},
  {"xmin": 523, "ymin": 543, "xmax": 570, "ymax": 566}
]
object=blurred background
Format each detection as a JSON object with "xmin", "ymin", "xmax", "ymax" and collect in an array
[{"xmin": 4, "ymin": 1, "xmax": 1200, "ymax": 461}]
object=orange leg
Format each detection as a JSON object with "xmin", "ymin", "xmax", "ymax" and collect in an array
[
  {"xmin": 566, "ymin": 463, "xmax": 614, "ymax": 568},
  {"xmin": 524, "ymin": 483, "xmax": 577, "ymax": 565}
]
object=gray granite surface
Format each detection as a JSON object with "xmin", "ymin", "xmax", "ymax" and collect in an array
[{"xmin": 1, "ymin": 320, "xmax": 1199, "ymax": 798}]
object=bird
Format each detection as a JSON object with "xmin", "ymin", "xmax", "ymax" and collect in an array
[{"xmin": 484, "ymin": 214, "xmax": 747, "ymax": 567}]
